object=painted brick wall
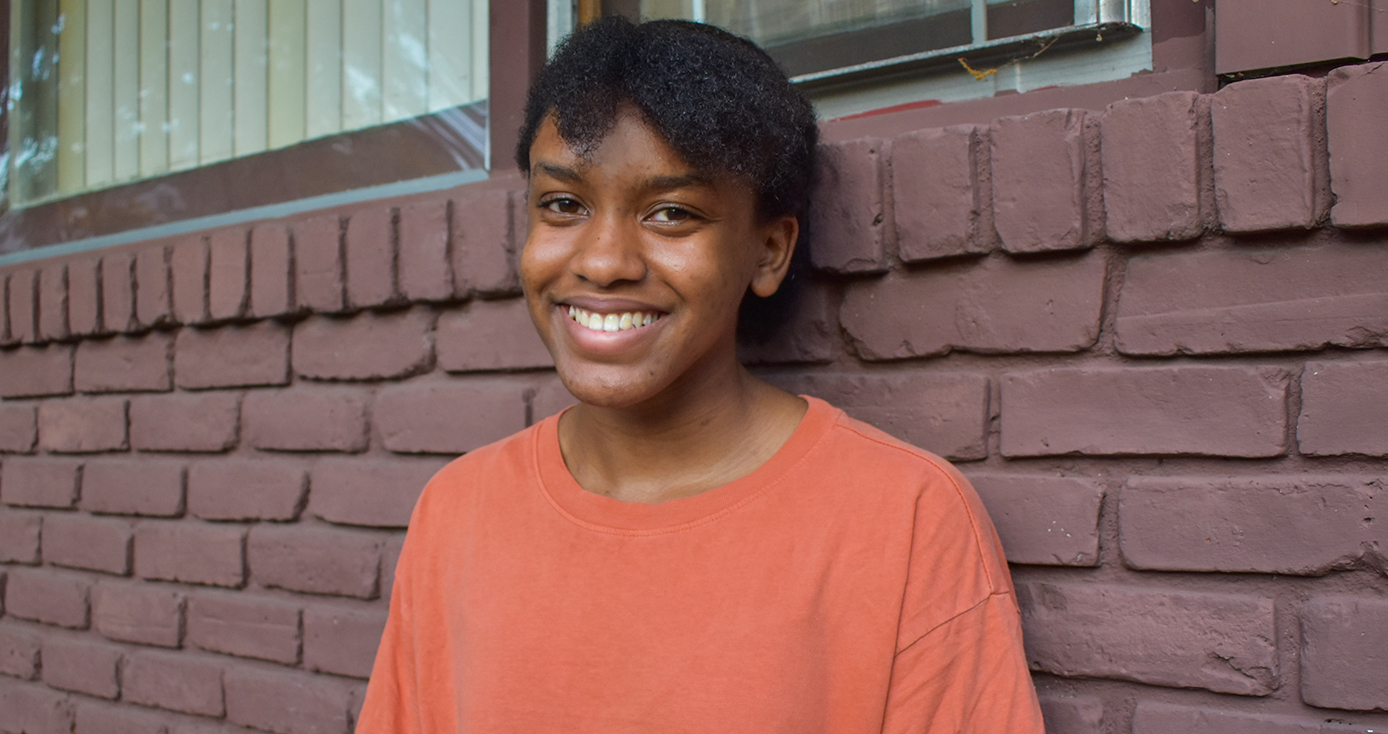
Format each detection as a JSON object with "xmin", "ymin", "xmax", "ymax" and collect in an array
[{"xmin": 2, "ymin": 62, "xmax": 1387, "ymax": 733}]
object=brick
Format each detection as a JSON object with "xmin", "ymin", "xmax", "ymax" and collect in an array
[
  {"xmin": 1299, "ymin": 360, "xmax": 1388, "ymax": 456},
  {"xmin": 188, "ymin": 460, "xmax": 307, "ymax": 521},
  {"xmin": 1301, "ymin": 596, "xmax": 1388, "ymax": 711},
  {"xmin": 136, "ymin": 245, "xmax": 172, "ymax": 328},
  {"xmin": 1017, "ymin": 582, "xmax": 1276, "ymax": 695},
  {"xmin": 43, "ymin": 636, "xmax": 122, "ymax": 698},
  {"xmin": 38, "ymin": 263, "xmax": 69, "ymax": 342},
  {"xmin": 841, "ymin": 252, "xmax": 1104, "ymax": 360},
  {"xmin": 1131, "ymin": 702, "xmax": 1342, "ymax": 734},
  {"xmin": 345, "ymin": 206, "xmax": 398, "ymax": 309},
  {"xmin": 91, "ymin": 581, "xmax": 183, "ymax": 647},
  {"xmin": 375, "ymin": 380, "xmax": 528, "ymax": 455},
  {"xmin": 1121, "ymin": 475, "xmax": 1386, "ymax": 576},
  {"xmin": 735, "ymin": 282, "xmax": 837, "ymax": 366},
  {"xmin": 452, "ymin": 189, "xmax": 518, "ymax": 296},
  {"xmin": 174, "ymin": 320, "xmax": 291, "ymax": 388},
  {"xmin": 991, "ymin": 110, "xmax": 1095, "ymax": 253},
  {"xmin": 293, "ymin": 214, "xmax": 346, "ymax": 313},
  {"xmin": 1036, "ymin": 696, "xmax": 1103, "ymax": 734},
  {"xmin": 101, "ymin": 252, "xmax": 135, "ymax": 333},
  {"xmin": 124, "ymin": 649, "xmax": 224, "ymax": 716},
  {"xmin": 242, "ymin": 388, "xmax": 368, "ymax": 452},
  {"xmin": 207, "ymin": 228, "xmax": 249, "ymax": 322},
  {"xmin": 294, "ymin": 308, "xmax": 433, "ymax": 381},
  {"xmin": 170, "ymin": 238, "xmax": 209, "ymax": 325},
  {"xmin": 7, "ymin": 268, "xmax": 37, "ymax": 343},
  {"xmin": 43, "ymin": 513, "xmax": 133, "ymax": 575},
  {"xmin": 1, "ymin": 459, "xmax": 81, "ymax": 509},
  {"xmin": 249, "ymin": 224, "xmax": 294, "ymax": 318},
  {"xmin": 1327, "ymin": 61, "xmax": 1388, "ymax": 228},
  {"xmin": 398, "ymin": 198, "xmax": 454, "ymax": 302},
  {"xmin": 1101, "ymin": 92, "xmax": 1203, "ymax": 243},
  {"xmin": 1211, "ymin": 75, "xmax": 1321, "ymax": 233},
  {"xmin": 134, "ymin": 521, "xmax": 247, "ymax": 588},
  {"xmin": 82, "ymin": 459, "xmax": 185, "ymax": 517},
  {"xmin": 74, "ymin": 333, "xmax": 173, "ymax": 392},
  {"xmin": 66, "ymin": 257, "xmax": 101, "ymax": 337},
  {"xmin": 129, "ymin": 392, "xmax": 240, "ymax": 452},
  {"xmin": 303, "ymin": 603, "xmax": 387, "ymax": 679},
  {"xmin": 0, "ymin": 622, "xmax": 40, "ymax": 679},
  {"xmin": 311, "ymin": 458, "xmax": 447, "ymax": 528},
  {"xmin": 530, "ymin": 374, "xmax": 577, "ymax": 423},
  {"xmin": 0, "ymin": 403, "xmax": 38, "ymax": 453},
  {"xmin": 0, "ymin": 509, "xmax": 42, "ymax": 563},
  {"xmin": 224, "ymin": 664, "xmax": 352, "ymax": 734},
  {"xmin": 3, "ymin": 568, "xmax": 90, "ymax": 628},
  {"xmin": 436, "ymin": 298, "xmax": 553, "ymax": 372},
  {"xmin": 892, "ymin": 125, "xmax": 990, "ymax": 262},
  {"xmin": 1001, "ymin": 366, "xmax": 1287, "ymax": 458},
  {"xmin": 186, "ymin": 592, "xmax": 300, "ymax": 664},
  {"xmin": 808, "ymin": 138, "xmax": 886, "ymax": 273},
  {"xmin": 74, "ymin": 699, "xmax": 178, "ymax": 734},
  {"xmin": 967, "ymin": 475, "xmax": 1102, "ymax": 566},
  {"xmin": 0, "ymin": 344, "xmax": 74, "ymax": 398},
  {"xmin": 38, "ymin": 397, "xmax": 128, "ymax": 453},
  {"xmin": 248, "ymin": 525, "xmax": 380, "ymax": 598},
  {"xmin": 1115, "ymin": 245, "xmax": 1388, "ymax": 356},
  {"xmin": 770, "ymin": 372, "xmax": 989, "ymax": 461},
  {"xmin": 0, "ymin": 678, "xmax": 75, "ymax": 734}
]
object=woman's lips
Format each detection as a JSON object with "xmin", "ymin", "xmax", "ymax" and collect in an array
[
  {"xmin": 565, "ymin": 305, "xmax": 663, "ymax": 333},
  {"xmin": 555, "ymin": 303, "xmax": 666, "ymax": 355}
]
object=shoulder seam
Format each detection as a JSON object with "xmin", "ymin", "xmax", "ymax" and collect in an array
[
  {"xmin": 895, "ymin": 590, "xmax": 1017, "ymax": 655},
  {"xmin": 831, "ymin": 417, "xmax": 1002, "ymax": 592}
]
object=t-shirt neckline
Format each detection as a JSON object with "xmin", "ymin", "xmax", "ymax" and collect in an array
[{"xmin": 533, "ymin": 396, "xmax": 839, "ymax": 534}]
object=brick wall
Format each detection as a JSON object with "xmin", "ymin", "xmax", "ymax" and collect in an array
[{"xmin": 1, "ymin": 62, "xmax": 1386, "ymax": 733}]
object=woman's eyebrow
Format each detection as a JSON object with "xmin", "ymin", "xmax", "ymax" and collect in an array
[
  {"xmin": 644, "ymin": 173, "xmax": 714, "ymax": 192},
  {"xmin": 533, "ymin": 162, "xmax": 583, "ymax": 183}
]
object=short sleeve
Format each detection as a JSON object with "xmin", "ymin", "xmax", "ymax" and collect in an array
[{"xmin": 880, "ymin": 592, "xmax": 1045, "ymax": 734}]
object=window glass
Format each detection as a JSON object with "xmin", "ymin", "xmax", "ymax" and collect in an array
[
  {"xmin": 7, "ymin": 0, "xmax": 489, "ymax": 210},
  {"xmin": 641, "ymin": 0, "xmax": 1078, "ymax": 77}
]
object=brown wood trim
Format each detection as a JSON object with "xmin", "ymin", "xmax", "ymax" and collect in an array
[
  {"xmin": 578, "ymin": 0, "xmax": 601, "ymax": 26},
  {"xmin": 1215, "ymin": 0, "xmax": 1371, "ymax": 75},
  {"xmin": 488, "ymin": 0, "xmax": 549, "ymax": 172}
]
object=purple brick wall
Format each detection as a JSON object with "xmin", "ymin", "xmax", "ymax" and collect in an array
[{"xmin": 2, "ymin": 64, "xmax": 1387, "ymax": 734}]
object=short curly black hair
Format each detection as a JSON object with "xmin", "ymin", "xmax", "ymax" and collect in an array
[{"xmin": 514, "ymin": 16, "xmax": 818, "ymax": 222}]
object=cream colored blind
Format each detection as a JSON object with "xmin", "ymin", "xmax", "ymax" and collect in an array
[{"xmin": 9, "ymin": 0, "xmax": 488, "ymax": 207}]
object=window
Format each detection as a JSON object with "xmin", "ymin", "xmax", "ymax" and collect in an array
[
  {"xmin": 4, "ymin": 0, "xmax": 489, "ymax": 247},
  {"xmin": 555, "ymin": 0, "xmax": 1152, "ymax": 118}
]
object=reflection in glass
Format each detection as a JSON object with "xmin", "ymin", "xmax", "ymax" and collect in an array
[{"xmin": 7, "ymin": 0, "xmax": 489, "ymax": 209}]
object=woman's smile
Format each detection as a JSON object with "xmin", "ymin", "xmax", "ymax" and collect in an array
[{"xmin": 519, "ymin": 106, "xmax": 796, "ymax": 410}]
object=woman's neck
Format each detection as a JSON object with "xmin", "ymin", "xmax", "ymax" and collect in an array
[{"xmin": 556, "ymin": 364, "xmax": 807, "ymax": 504}]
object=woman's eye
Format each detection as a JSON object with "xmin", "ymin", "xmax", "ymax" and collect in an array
[
  {"xmin": 542, "ymin": 198, "xmax": 584, "ymax": 215},
  {"xmin": 649, "ymin": 206, "xmax": 694, "ymax": 223}
]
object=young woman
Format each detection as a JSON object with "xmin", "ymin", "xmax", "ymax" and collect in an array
[{"xmin": 357, "ymin": 17, "xmax": 1044, "ymax": 733}]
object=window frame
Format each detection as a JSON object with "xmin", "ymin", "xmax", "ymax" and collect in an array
[{"xmin": 0, "ymin": 0, "xmax": 548, "ymax": 260}]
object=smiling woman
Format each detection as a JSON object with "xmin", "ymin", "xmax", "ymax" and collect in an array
[{"xmin": 356, "ymin": 16, "xmax": 1045, "ymax": 734}]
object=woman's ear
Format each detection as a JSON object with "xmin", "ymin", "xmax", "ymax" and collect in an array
[{"xmin": 748, "ymin": 215, "xmax": 799, "ymax": 298}]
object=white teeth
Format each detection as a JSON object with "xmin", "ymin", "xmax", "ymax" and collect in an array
[{"xmin": 566, "ymin": 306, "xmax": 661, "ymax": 333}]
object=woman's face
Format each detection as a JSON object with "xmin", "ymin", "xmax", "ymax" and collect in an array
[{"xmin": 519, "ymin": 108, "xmax": 797, "ymax": 410}]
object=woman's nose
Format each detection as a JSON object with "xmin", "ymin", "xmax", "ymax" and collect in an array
[{"xmin": 569, "ymin": 212, "xmax": 646, "ymax": 287}]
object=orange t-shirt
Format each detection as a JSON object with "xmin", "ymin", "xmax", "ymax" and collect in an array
[{"xmin": 356, "ymin": 397, "xmax": 1044, "ymax": 733}]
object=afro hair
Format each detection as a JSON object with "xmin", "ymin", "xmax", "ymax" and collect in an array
[{"xmin": 514, "ymin": 16, "xmax": 819, "ymax": 223}]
